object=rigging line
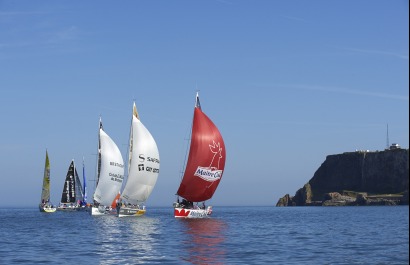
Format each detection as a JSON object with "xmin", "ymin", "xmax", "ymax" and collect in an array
[
  {"xmin": 178, "ymin": 120, "xmax": 192, "ymax": 181},
  {"xmin": 121, "ymin": 142, "xmax": 130, "ymax": 192}
]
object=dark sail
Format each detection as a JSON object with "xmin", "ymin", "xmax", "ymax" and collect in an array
[
  {"xmin": 74, "ymin": 167, "xmax": 84, "ymax": 203},
  {"xmin": 60, "ymin": 161, "xmax": 76, "ymax": 203}
]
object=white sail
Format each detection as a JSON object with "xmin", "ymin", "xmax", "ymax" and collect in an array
[
  {"xmin": 121, "ymin": 102, "xmax": 160, "ymax": 204},
  {"xmin": 93, "ymin": 127, "xmax": 125, "ymax": 206}
]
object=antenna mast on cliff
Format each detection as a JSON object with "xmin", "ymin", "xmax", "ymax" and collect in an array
[{"xmin": 386, "ymin": 124, "xmax": 389, "ymax": 150}]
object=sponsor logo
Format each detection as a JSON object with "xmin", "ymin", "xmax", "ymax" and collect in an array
[
  {"xmin": 139, "ymin": 154, "xmax": 160, "ymax": 164},
  {"xmin": 194, "ymin": 167, "xmax": 222, "ymax": 182},
  {"xmin": 138, "ymin": 165, "xmax": 160, "ymax": 173},
  {"xmin": 109, "ymin": 172, "xmax": 123, "ymax": 183},
  {"xmin": 147, "ymin": 157, "xmax": 160, "ymax": 163},
  {"xmin": 194, "ymin": 140, "xmax": 224, "ymax": 182},
  {"xmin": 189, "ymin": 210, "xmax": 207, "ymax": 218},
  {"xmin": 121, "ymin": 209, "xmax": 138, "ymax": 215},
  {"xmin": 64, "ymin": 174, "xmax": 75, "ymax": 202},
  {"xmin": 110, "ymin": 162, "xmax": 124, "ymax": 168},
  {"xmin": 137, "ymin": 154, "xmax": 160, "ymax": 174}
]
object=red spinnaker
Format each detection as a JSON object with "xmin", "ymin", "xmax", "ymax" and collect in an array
[{"xmin": 177, "ymin": 107, "xmax": 226, "ymax": 202}]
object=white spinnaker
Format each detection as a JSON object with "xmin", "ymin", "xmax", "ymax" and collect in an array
[
  {"xmin": 94, "ymin": 129, "xmax": 124, "ymax": 206},
  {"xmin": 121, "ymin": 116, "xmax": 160, "ymax": 204}
]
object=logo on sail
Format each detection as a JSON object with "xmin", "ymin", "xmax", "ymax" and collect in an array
[
  {"xmin": 194, "ymin": 140, "xmax": 223, "ymax": 182},
  {"xmin": 137, "ymin": 154, "xmax": 160, "ymax": 173}
]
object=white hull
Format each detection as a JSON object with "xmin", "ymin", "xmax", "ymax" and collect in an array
[
  {"xmin": 90, "ymin": 206, "xmax": 115, "ymax": 216},
  {"xmin": 174, "ymin": 206, "xmax": 212, "ymax": 218},
  {"xmin": 57, "ymin": 205, "xmax": 86, "ymax": 211},
  {"xmin": 39, "ymin": 204, "xmax": 56, "ymax": 213}
]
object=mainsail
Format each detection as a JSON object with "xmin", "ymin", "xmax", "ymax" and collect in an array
[
  {"xmin": 81, "ymin": 158, "xmax": 87, "ymax": 206},
  {"xmin": 40, "ymin": 150, "xmax": 51, "ymax": 204},
  {"xmin": 93, "ymin": 118, "xmax": 124, "ymax": 206},
  {"xmin": 121, "ymin": 102, "xmax": 160, "ymax": 204},
  {"xmin": 74, "ymin": 164, "xmax": 84, "ymax": 203},
  {"xmin": 176, "ymin": 92, "xmax": 226, "ymax": 202},
  {"xmin": 60, "ymin": 160, "xmax": 83, "ymax": 204}
]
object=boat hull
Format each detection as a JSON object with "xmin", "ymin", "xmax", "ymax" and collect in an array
[
  {"xmin": 90, "ymin": 206, "xmax": 115, "ymax": 216},
  {"xmin": 39, "ymin": 205, "xmax": 56, "ymax": 213},
  {"xmin": 174, "ymin": 206, "xmax": 212, "ymax": 218},
  {"xmin": 117, "ymin": 206, "xmax": 146, "ymax": 217},
  {"xmin": 77, "ymin": 206, "xmax": 89, "ymax": 212},
  {"xmin": 57, "ymin": 205, "xmax": 83, "ymax": 211}
]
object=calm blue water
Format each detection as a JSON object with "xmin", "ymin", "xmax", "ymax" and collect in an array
[{"xmin": 0, "ymin": 206, "xmax": 408, "ymax": 264}]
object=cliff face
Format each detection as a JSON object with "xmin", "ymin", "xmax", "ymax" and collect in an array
[{"xmin": 277, "ymin": 148, "xmax": 409, "ymax": 206}]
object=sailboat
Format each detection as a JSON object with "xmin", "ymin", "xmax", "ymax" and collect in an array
[
  {"xmin": 90, "ymin": 117, "xmax": 124, "ymax": 216},
  {"xmin": 117, "ymin": 102, "xmax": 160, "ymax": 217},
  {"xmin": 57, "ymin": 160, "xmax": 85, "ymax": 211},
  {"xmin": 173, "ymin": 92, "xmax": 226, "ymax": 218},
  {"xmin": 79, "ymin": 158, "xmax": 89, "ymax": 210},
  {"xmin": 39, "ymin": 150, "xmax": 56, "ymax": 213}
]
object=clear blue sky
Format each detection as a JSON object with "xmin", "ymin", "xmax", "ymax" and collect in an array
[{"xmin": 1, "ymin": 0, "xmax": 408, "ymax": 207}]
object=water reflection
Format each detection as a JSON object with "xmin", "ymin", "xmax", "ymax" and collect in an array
[
  {"xmin": 179, "ymin": 218, "xmax": 227, "ymax": 265},
  {"xmin": 94, "ymin": 216, "xmax": 122, "ymax": 264},
  {"xmin": 95, "ymin": 215, "xmax": 160, "ymax": 264}
]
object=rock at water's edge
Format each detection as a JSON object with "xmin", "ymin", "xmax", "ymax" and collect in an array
[{"xmin": 276, "ymin": 148, "xmax": 409, "ymax": 206}]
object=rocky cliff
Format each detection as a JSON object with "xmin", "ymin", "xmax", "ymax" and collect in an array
[{"xmin": 276, "ymin": 148, "xmax": 409, "ymax": 206}]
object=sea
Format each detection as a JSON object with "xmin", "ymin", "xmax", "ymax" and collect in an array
[{"xmin": 0, "ymin": 206, "xmax": 408, "ymax": 265}]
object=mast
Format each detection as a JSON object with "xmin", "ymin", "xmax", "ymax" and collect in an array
[
  {"xmin": 195, "ymin": 91, "xmax": 201, "ymax": 110},
  {"xmin": 74, "ymin": 160, "xmax": 77, "ymax": 203},
  {"xmin": 73, "ymin": 159, "xmax": 77, "ymax": 203},
  {"xmin": 82, "ymin": 157, "xmax": 87, "ymax": 205},
  {"xmin": 96, "ymin": 116, "xmax": 102, "ymax": 188}
]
